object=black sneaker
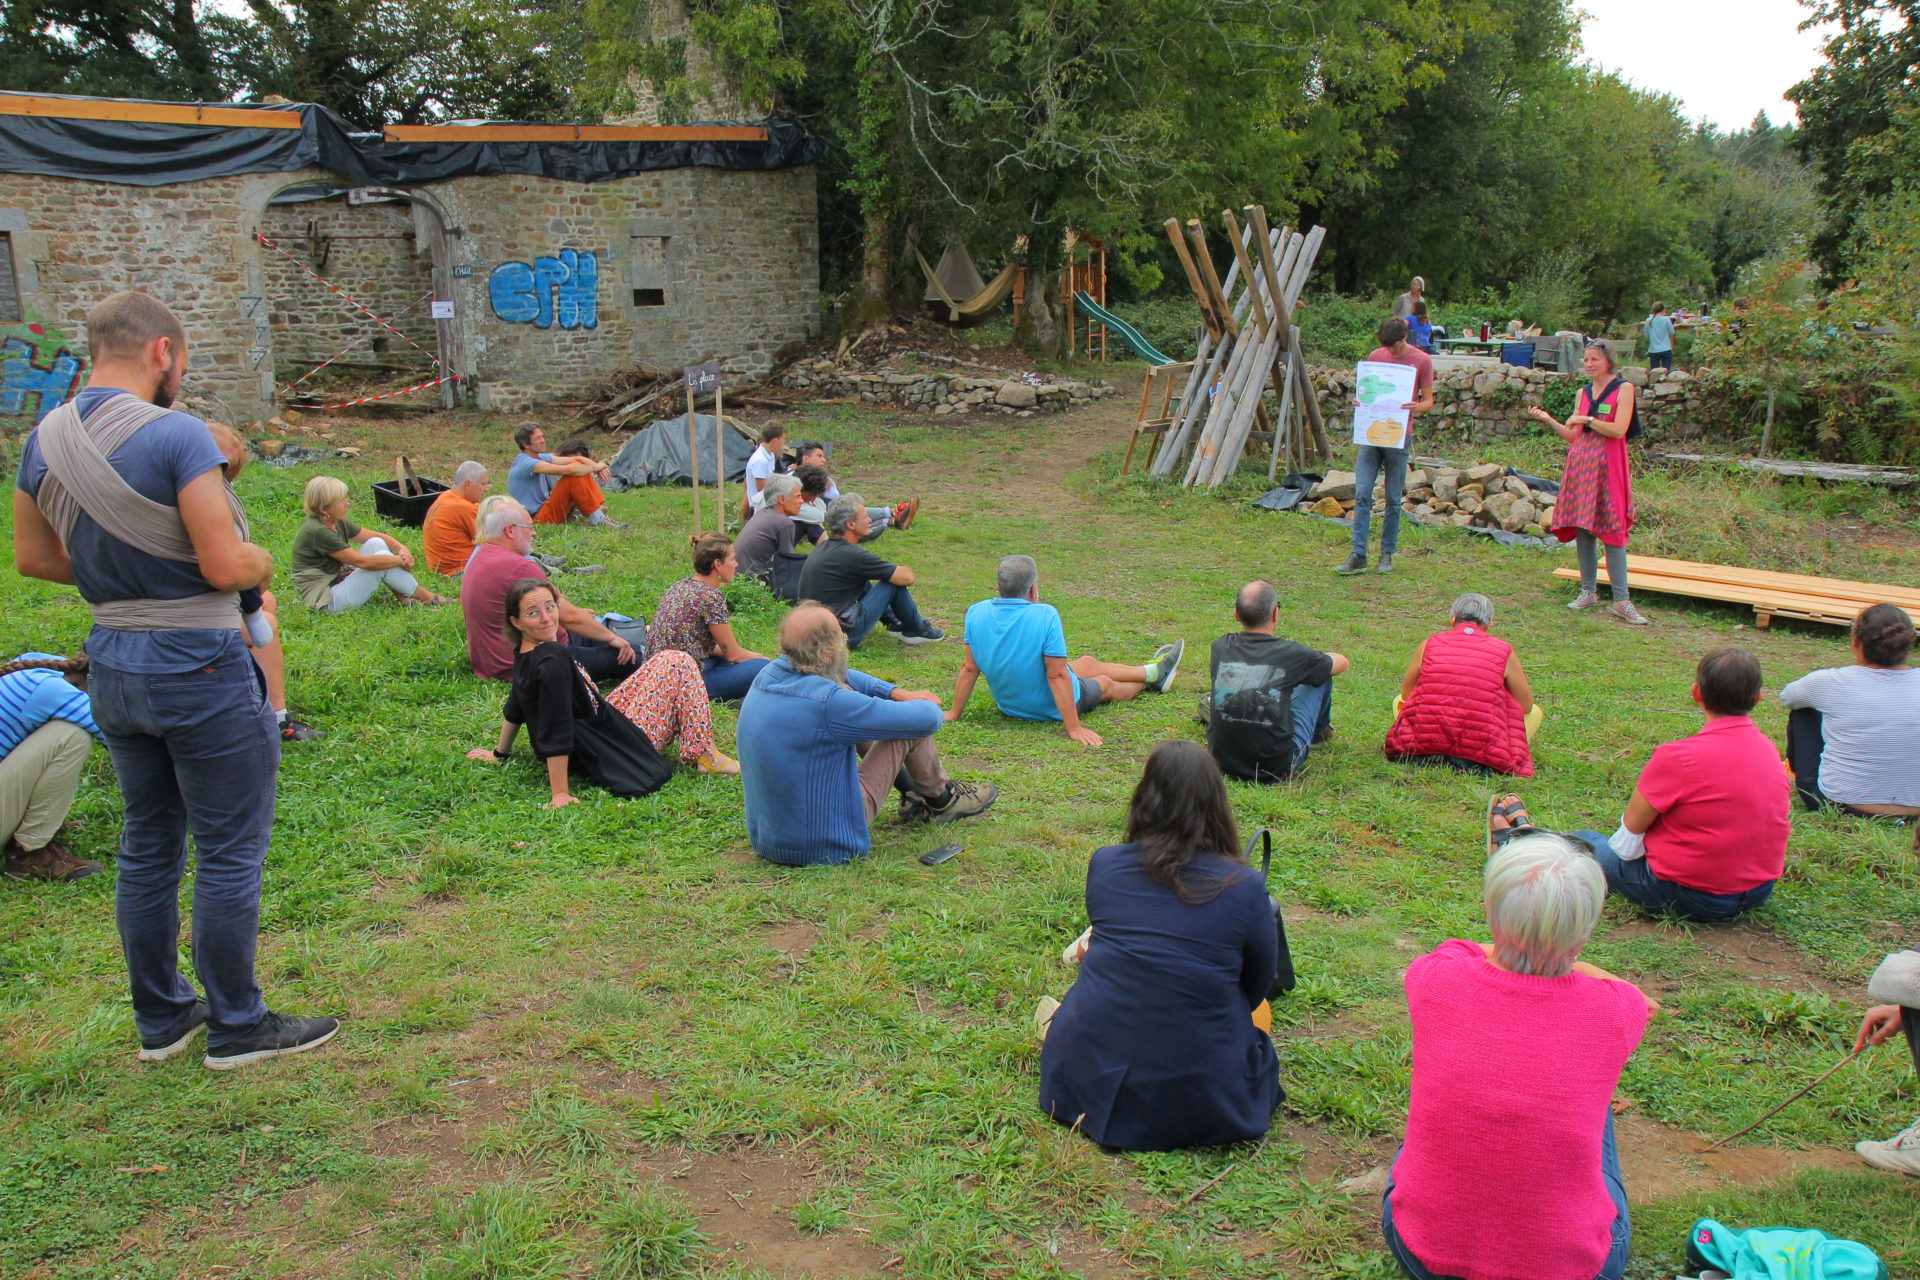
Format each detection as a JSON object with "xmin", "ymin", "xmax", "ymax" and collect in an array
[
  {"xmin": 204, "ymin": 1012, "xmax": 340, "ymax": 1071},
  {"xmin": 898, "ymin": 790, "xmax": 933, "ymax": 824},
  {"xmin": 280, "ymin": 717, "xmax": 324, "ymax": 743},
  {"xmin": 138, "ymin": 998, "xmax": 208, "ymax": 1062},
  {"xmin": 898, "ymin": 625, "xmax": 945, "ymax": 645},
  {"xmin": 530, "ymin": 552, "xmax": 570, "ymax": 572},
  {"xmin": 927, "ymin": 779, "xmax": 999, "ymax": 822},
  {"xmin": 1334, "ymin": 554, "xmax": 1368, "ymax": 575}
]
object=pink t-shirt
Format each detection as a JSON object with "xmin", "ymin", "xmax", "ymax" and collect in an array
[
  {"xmin": 1391, "ymin": 940, "xmax": 1648, "ymax": 1280},
  {"xmin": 462, "ymin": 544, "xmax": 564, "ymax": 679},
  {"xmin": 1637, "ymin": 715, "xmax": 1791, "ymax": 894}
]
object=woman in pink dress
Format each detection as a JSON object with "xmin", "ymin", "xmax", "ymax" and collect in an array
[{"xmin": 1528, "ymin": 340, "xmax": 1647, "ymax": 625}]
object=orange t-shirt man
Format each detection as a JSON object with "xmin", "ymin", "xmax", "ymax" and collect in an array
[{"xmin": 422, "ymin": 487, "xmax": 480, "ymax": 576}]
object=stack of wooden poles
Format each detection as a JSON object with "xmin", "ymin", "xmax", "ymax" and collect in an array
[{"xmin": 1149, "ymin": 207, "xmax": 1330, "ymax": 487}]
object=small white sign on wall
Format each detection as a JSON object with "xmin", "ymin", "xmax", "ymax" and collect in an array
[{"xmin": 430, "ymin": 300, "xmax": 454, "ymax": 319}]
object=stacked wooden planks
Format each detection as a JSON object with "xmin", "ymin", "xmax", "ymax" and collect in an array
[
  {"xmin": 1149, "ymin": 206, "xmax": 1329, "ymax": 487},
  {"xmin": 1551, "ymin": 554, "xmax": 1920, "ymax": 628}
]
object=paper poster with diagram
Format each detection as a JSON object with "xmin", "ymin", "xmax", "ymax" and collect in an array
[{"xmin": 1351, "ymin": 359, "xmax": 1416, "ymax": 449}]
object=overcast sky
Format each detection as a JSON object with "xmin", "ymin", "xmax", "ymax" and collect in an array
[{"xmin": 1574, "ymin": 0, "xmax": 1832, "ymax": 130}]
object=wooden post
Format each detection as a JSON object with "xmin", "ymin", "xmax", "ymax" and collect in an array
[
  {"xmin": 715, "ymin": 377, "xmax": 726, "ymax": 530},
  {"xmin": 1761, "ymin": 388, "xmax": 1776, "ymax": 456},
  {"xmin": 686, "ymin": 378, "xmax": 702, "ymax": 532}
]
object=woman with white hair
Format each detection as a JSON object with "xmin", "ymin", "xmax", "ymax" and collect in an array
[
  {"xmin": 1382, "ymin": 831, "xmax": 1657, "ymax": 1280},
  {"xmin": 1385, "ymin": 593, "xmax": 1541, "ymax": 776},
  {"xmin": 290, "ymin": 475, "xmax": 448, "ymax": 611}
]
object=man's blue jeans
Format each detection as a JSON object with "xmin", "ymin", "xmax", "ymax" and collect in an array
[
  {"xmin": 1351, "ymin": 445, "xmax": 1409, "ymax": 559},
  {"xmin": 1572, "ymin": 831, "xmax": 1774, "ymax": 923},
  {"xmin": 848, "ymin": 580, "xmax": 926, "ymax": 646},
  {"xmin": 90, "ymin": 645, "xmax": 279, "ymax": 1043},
  {"xmin": 1289, "ymin": 680, "xmax": 1333, "ymax": 772},
  {"xmin": 704, "ymin": 654, "xmax": 771, "ymax": 701},
  {"xmin": 1381, "ymin": 1114, "xmax": 1629, "ymax": 1280}
]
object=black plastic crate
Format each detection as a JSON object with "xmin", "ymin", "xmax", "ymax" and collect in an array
[{"xmin": 370, "ymin": 475, "xmax": 448, "ymax": 526}]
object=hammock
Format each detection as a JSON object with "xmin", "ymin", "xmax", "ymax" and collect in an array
[{"xmin": 917, "ymin": 249, "xmax": 1018, "ymax": 323}]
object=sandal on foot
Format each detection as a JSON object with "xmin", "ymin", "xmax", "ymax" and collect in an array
[
  {"xmin": 694, "ymin": 749, "xmax": 740, "ymax": 775},
  {"xmin": 1485, "ymin": 793, "xmax": 1539, "ymax": 857}
]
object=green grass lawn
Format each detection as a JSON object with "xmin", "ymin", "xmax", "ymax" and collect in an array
[{"xmin": 2, "ymin": 391, "xmax": 1918, "ymax": 1279}]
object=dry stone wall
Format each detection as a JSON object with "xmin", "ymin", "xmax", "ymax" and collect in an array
[
  {"xmin": 778, "ymin": 359, "xmax": 1114, "ymax": 415},
  {"xmin": 1308, "ymin": 362, "xmax": 1715, "ymax": 446}
]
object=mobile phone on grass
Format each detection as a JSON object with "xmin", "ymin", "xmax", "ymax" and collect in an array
[{"xmin": 918, "ymin": 844, "xmax": 962, "ymax": 866}]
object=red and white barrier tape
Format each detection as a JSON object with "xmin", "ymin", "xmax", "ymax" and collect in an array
[
  {"xmin": 300, "ymin": 373, "xmax": 463, "ymax": 411},
  {"xmin": 253, "ymin": 232, "xmax": 441, "ymax": 368},
  {"xmin": 284, "ymin": 290, "xmax": 436, "ymax": 392}
]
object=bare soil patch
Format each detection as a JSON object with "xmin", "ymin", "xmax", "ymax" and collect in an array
[
  {"xmin": 1607, "ymin": 917, "xmax": 1850, "ymax": 998},
  {"xmin": 636, "ymin": 1143, "xmax": 893, "ymax": 1278},
  {"xmin": 1614, "ymin": 1112, "xmax": 1855, "ymax": 1202},
  {"xmin": 763, "ymin": 920, "xmax": 824, "ymax": 959}
]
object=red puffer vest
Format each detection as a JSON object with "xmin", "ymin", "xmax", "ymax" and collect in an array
[{"xmin": 1385, "ymin": 623, "xmax": 1533, "ymax": 776}]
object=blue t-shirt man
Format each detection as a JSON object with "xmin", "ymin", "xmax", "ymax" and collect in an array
[
  {"xmin": 15, "ymin": 386, "xmax": 244, "ymax": 673},
  {"xmin": 507, "ymin": 451, "xmax": 555, "ymax": 511},
  {"xmin": 962, "ymin": 596, "xmax": 1080, "ymax": 720}
]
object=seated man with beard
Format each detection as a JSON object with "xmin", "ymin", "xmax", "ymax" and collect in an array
[{"xmin": 735, "ymin": 604, "xmax": 998, "ymax": 866}]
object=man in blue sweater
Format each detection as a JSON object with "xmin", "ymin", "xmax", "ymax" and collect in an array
[{"xmin": 738, "ymin": 605, "xmax": 997, "ymax": 866}]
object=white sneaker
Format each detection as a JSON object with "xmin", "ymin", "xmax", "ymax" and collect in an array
[
  {"xmin": 1855, "ymin": 1118, "xmax": 1920, "ymax": 1175},
  {"xmin": 1033, "ymin": 996, "xmax": 1060, "ymax": 1043}
]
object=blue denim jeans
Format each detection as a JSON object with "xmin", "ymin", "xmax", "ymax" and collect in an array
[
  {"xmin": 1381, "ymin": 1115, "xmax": 1629, "ymax": 1280},
  {"xmin": 848, "ymin": 580, "xmax": 926, "ymax": 646},
  {"xmin": 703, "ymin": 654, "xmax": 771, "ymax": 701},
  {"xmin": 1572, "ymin": 830, "xmax": 1775, "ymax": 923},
  {"xmin": 1351, "ymin": 445, "xmax": 1409, "ymax": 558},
  {"xmin": 91, "ymin": 647, "xmax": 279, "ymax": 1043},
  {"xmin": 1289, "ymin": 680, "xmax": 1333, "ymax": 771}
]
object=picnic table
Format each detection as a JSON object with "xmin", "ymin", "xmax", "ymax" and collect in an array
[{"xmin": 1435, "ymin": 335, "xmax": 1506, "ymax": 356}]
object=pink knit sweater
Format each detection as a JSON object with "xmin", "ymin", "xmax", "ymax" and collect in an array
[{"xmin": 1389, "ymin": 940, "xmax": 1648, "ymax": 1280}]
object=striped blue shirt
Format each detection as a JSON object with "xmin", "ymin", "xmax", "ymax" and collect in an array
[{"xmin": 0, "ymin": 652, "xmax": 103, "ymax": 757}]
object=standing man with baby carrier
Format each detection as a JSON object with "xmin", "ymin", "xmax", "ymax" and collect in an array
[{"xmin": 13, "ymin": 291, "xmax": 338, "ymax": 1069}]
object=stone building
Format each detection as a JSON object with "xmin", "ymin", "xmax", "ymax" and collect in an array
[{"xmin": 0, "ymin": 93, "xmax": 823, "ymax": 429}]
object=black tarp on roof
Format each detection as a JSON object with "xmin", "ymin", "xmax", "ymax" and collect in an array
[{"xmin": 0, "ymin": 94, "xmax": 827, "ymax": 188}]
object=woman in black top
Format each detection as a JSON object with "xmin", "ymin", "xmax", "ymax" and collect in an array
[
  {"xmin": 466, "ymin": 578, "xmax": 670, "ymax": 805},
  {"xmin": 1038, "ymin": 740, "xmax": 1282, "ymax": 1150}
]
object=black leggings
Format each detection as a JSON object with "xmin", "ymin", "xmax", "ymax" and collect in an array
[{"xmin": 1906, "ymin": 1006, "xmax": 1920, "ymax": 1075}]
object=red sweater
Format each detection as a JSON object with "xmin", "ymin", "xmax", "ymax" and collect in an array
[
  {"xmin": 1385, "ymin": 624, "xmax": 1532, "ymax": 776},
  {"xmin": 1390, "ymin": 941, "xmax": 1648, "ymax": 1280}
]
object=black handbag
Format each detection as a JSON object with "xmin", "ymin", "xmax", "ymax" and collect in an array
[{"xmin": 1243, "ymin": 827, "xmax": 1296, "ymax": 998}]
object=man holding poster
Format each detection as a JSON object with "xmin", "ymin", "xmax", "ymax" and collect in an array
[{"xmin": 1336, "ymin": 317, "xmax": 1435, "ymax": 575}]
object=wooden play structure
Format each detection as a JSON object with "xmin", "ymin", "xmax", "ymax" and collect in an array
[
  {"xmin": 1550, "ymin": 554, "xmax": 1920, "ymax": 629},
  {"xmin": 1062, "ymin": 232, "xmax": 1108, "ymax": 360},
  {"xmin": 1138, "ymin": 206, "xmax": 1330, "ymax": 486}
]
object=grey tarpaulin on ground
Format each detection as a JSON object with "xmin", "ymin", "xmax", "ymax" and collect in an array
[{"xmin": 606, "ymin": 415, "xmax": 753, "ymax": 489}]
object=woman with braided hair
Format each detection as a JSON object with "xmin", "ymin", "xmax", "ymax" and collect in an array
[
  {"xmin": 0, "ymin": 652, "xmax": 105, "ymax": 882},
  {"xmin": 1781, "ymin": 602, "xmax": 1920, "ymax": 816}
]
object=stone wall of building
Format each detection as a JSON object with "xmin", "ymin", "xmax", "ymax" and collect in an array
[
  {"xmin": 259, "ymin": 194, "xmax": 440, "ymax": 386},
  {"xmin": 0, "ymin": 159, "xmax": 820, "ymax": 430}
]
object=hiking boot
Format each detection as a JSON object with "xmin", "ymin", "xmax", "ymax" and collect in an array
[
  {"xmin": 892, "ymin": 498, "xmax": 920, "ymax": 532},
  {"xmin": 1146, "ymin": 639, "xmax": 1185, "ymax": 694},
  {"xmin": 1609, "ymin": 600, "xmax": 1650, "ymax": 626},
  {"xmin": 530, "ymin": 552, "xmax": 570, "ymax": 572},
  {"xmin": 204, "ymin": 1012, "xmax": 340, "ymax": 1071},
  {"xmin": 1334, "ymin": 553, "xmax": 1367, "ymax": 575},
  {"xmin": 3, "ymin": 837, "xmax": 100, "ymax": 882},
  {"xmin": 568, "ymin": 564, "xmax": 607, "ymax": 576},
  {"xmin": 928, "ymin": 779, "xmax": 998, "ymax": 822},
  {"xmin": 1376, "ymin": 554, "xmax": 1395, "ymax": 574},
  {"xmin": 138, "ymin": 999, "xmax": 208, "ymax": 1062},
  {"xmin": 588, "ymin": 514, "xmax": 631, "ymax": 530},
  {"xmin": 280, "ymin": 716, "xmax": 324, "ymax": 743},
  {"xmin": 1567, "ymin": 589, "xmax": 1599, "ymax": 611},
  {"xmin": 1856, "ymin": 1119, "xmax": 1920, "ymax": 1176},
  {"xmin": 1311, "ymin": 725, "xmax": 1336, "ymax": 746},
  {"xmin": 897, "ymin": 624, "xmax": 945, "ymax": 645}
]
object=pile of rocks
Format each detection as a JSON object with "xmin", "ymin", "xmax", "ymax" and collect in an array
[
  {"xmin": 778, "ymin": 359, "xmax": 1115, "ymax": 416},
  {"xmin": 1303, "ymin": 462, "xmax": 1559, "ymax": 537}
]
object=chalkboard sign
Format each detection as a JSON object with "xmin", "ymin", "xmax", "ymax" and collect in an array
[{"xmin": 683, "ymin": 363, "xmax": 720, "ymax": 393}]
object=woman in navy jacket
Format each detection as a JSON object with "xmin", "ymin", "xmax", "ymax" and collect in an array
[{"xmin": 1039, "ymin": 740, "xmax": 1282, "ymax": 1150}]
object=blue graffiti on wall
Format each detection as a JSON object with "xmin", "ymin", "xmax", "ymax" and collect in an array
[
  {"xmin": 488, "ymin": 248, "xmax": 599, "ymax": 329},
  {"xmin": 0, "ymin": 327, "xmax": 83, "ymax": 424}
]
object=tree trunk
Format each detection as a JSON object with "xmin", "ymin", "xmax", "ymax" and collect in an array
[
  {"xmin": 1016, "ymin": 268, "xmax": 1063, "ymax": 356},
  {"xmin": 855, "ymin": 206, "xmax": 894, "ymax": 325}
]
